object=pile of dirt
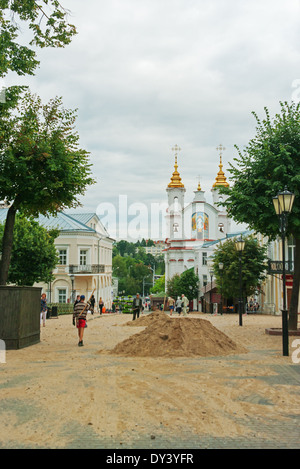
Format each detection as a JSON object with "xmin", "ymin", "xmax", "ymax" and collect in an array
[
  {"xmin": 111, "ymin": 311, "xmax": 247, "ymax": 358},
  {"xmin": 123, "ymin": 310, "xmax": 167, "ymax": 327}
]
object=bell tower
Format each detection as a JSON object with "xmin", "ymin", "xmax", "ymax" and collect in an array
[
  {"xmin": 166, "ymin": 145, "xmax": 186, "ymax": 240},
  {"xmin": 211, "ymin": 144, "xmax": 231, "ymax": 236}
]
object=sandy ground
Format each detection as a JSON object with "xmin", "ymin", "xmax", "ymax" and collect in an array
[{"xmin": 0, "ymin": 310, "xmax": 299, "ymax": 449}]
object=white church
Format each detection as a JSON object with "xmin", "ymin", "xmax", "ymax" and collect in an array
[{"xmin": 164, "ymin": 145, "xmax": 246, "ymax": 311}]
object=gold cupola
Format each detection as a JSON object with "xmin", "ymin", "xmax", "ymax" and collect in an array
[
  {"xmin": 213, "ymin": 144, "xmax": 229, "ymax": 188},
  {"xmin": 168, "ymin": 145, "xmax": 185, "ymax": 188}
]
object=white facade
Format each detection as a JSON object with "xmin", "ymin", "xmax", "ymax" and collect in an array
[
  {"xmin": 164, "ymin": 149, "xmax": 244, "ymax": 310},
  {"xmin": 36, "ymin": 212, "xmax": 114, "ymax": 309}
]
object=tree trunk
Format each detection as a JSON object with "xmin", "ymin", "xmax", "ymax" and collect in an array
[
  {"xmin": 0, "ymin": 203, "xmax": 17, "ymax": 285},
  {"xmin": 289, "ymin": 236, "xmax": 300, "ymax": 331}
]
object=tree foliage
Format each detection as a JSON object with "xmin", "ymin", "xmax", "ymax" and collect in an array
[
  {"xmin": 0, "ymin": 0, "xmax": 77, "ymax": 78},
  {"xmin": 220, "ymin": 102, "xmax": 300, "ymax": 240},
  {"xmin": 151, "ymin": 274, "xmax": 165, "ymax": 294},
  {"xmin": 219, "ymin": 101, "xmax": 300, "ymax": 328},
  {"xmin": 0, "ymin": 91, "xmax": 95, "ymax": 284},
  {"xmin": 0, "ymin": 214, "xmax": 59, "ymax": 285},
  {"xmin": 166, "ymin": 273, "xmax": 181, "ymax": 300},
  {"xmin": 212, "ymin": 236, "xmax": 268, "ymax": 300},
  {"xmin": 167, "ymin": 269, "xmax": 199, "ymax": 301},
  {"xmin": 0, "ymin": 92, "xmax": 94, "ymax": 215}
]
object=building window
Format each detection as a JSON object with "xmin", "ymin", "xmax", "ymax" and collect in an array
[
  {"xmin": 202, "ymin": 252, "xmax": 207, "ymax": 266},
  {"xmin": 203, "ymin": 275, "xmax": 207, "ymax": 287},
  {"xmin": 80, "ymin": 249, "xmax": 88, "ymax": 266},
  {"xmin": 288, "ymin": 236, "xmax": 295, "ymax": 262},
  {"xmin": 218, "ymin": 222, "xmax": 224, "ymax": 233},
  {"xmin": 58, "ymin": 249, "xmax": 67, "ymax": 265},
  {"xmin": 58, "ymin": 289, "xmax": 67, "ymax": 303}
]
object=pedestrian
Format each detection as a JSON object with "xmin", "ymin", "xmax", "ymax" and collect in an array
[
  {"xmin": 168, "ymin": 296, "xmax": 175, "ymax": 315},
  {"xmin": 176, "ymin": 296, "xmax": 182, "ymax": 315},
  {"xmin": 132, "ymin": 293, "xmax": 143, "ymax": 320},
  {"xmin": 98, "ymin": 297, "xmax": 104, "ymax": 315},
  {"xmin": 181, "ymin": 294, "xmax": 189, "ymax": 316},
  {"xmin": 74, "ymin": 295, "xmax": 80, "ymax": 310},
  {"xmin": 90, "ymin": 295, "xmax": 95, "ymax": 315},
  {"xmin": 40, "ymin": 293, "xmax": 47, "ymax": 327},
  {"xmin": 73, "ymin": 295, "xmax": 89, "ymax": 347}
]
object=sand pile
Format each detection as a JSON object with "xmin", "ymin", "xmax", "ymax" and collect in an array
[
  {"xmin": 124, "ymin": 310, "xmax": 167, "ymax": 327},
  {"xmin": 111, "ymin": 311, "xmax": 247, "ymax": 358}
]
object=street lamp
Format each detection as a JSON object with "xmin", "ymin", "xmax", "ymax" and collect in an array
[
  {"xmin": 70, "ymin": 274, "xmax": 75, "ymax": 303},
  {"xmin": 219, "ymin": 262, "xmax": 224, "ymax": 315},
  {"xmin": 235, "ymin": 236, "xmax": 245, "ymax": 326},
  {"xmin": 209, "ymin": 268, "xmax": 214, "ymax": 314},
  {"xmin": 273, "ymin": 186, "xmax": 295, "ymax": 356}
]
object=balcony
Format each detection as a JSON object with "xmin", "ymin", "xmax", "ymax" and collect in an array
[{"xmin": 69, "ymin": 264, "xmax": 106, "ymax": 274}]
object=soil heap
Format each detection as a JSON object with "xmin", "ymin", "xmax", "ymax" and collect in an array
[{"xmin": 111, "ymin": 311, "xmax": 247, "ymax": 358}]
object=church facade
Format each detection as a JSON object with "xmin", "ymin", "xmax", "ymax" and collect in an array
[{"xmin": 164, "ymin": 145, "xmax": 242, "ymax": 310}]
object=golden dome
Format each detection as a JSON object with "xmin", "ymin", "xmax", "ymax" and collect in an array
[
  {"xmin": 168, "ymin": 145, "xmax": 185, "ymax": 188},
  {"xmin": 213, "ymin": 145, "xmax": 229, "ymax": 188}
]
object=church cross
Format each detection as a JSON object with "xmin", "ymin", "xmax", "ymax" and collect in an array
[
  {"xmin": 216, "ymin": 144, "xmax": 226, "ymax": 162},
  {"xmin": 172, "ymin": 144, "xmax": 181, "ymax": 158}
]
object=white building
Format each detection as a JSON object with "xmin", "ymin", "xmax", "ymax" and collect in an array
[
  {"xmin": 164, "ymin": 146, "xmax": 246, "ymax": 310},
  {"xmin": 145, "ymin": 241, "xmax": 166, "ymax": 257},
  {"xmin": 38, "ymin": 211, "xmax": 114, "ymax": 307},
  {"xmin": 0, "ymin": 209, "xmax": 114, "ymax": 308}
]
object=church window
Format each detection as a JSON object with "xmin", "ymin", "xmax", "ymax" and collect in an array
[{"xmin": 202, "ymin": 252, "xmax": 207, "ymax": 265}]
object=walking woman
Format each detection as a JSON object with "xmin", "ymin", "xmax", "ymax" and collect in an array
[{"xmin": 98, "ymin": 297, "xmax": 104, "ymax": 315}]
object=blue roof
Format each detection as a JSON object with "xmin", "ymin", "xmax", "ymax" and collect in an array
[
  {"xmin": 0, "ymin": 209, "xmax": 95, "ymax": 233},
  {"xmin": 67, "ymin": 212, "xmax": 95, "ymax": 225},
  {"xmin": 38, "ymin": 212, "xmax": 95, "ymax": 232},
  {"xmin": 201, "ymin": 230, "xmax": 252, "ymax": 248}
]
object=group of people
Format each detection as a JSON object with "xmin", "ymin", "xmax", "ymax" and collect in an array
[
  {"xmin": 73, "ymin": 294, "xmax": 106, "ymax": 315},
  {"xmin": 41, "ymin": 291, "xmax": 189, "ymax": 348},
  {"xmin": 167, "ymin": 294, "xmax": 189, "ymax": 316},
  {"xmin": 40, "ymin": 292, "xmax": 108, "ymax": 347},
  {"xmin": 246, "ymin": 298, "xmax": 259, "ymax": 313}
]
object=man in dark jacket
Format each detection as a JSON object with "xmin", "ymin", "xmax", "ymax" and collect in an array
[{"xmin": 132, "ymin": 293, "xmax": 143, "ymax": 321}]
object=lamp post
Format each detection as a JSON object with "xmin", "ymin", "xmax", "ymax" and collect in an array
[
  {"xmin": 273, "ymin": 186, "xmax": 295, "ymax": 357},
  {"xmin": 70, "ymin": 274, "xmax": 75, "ymax": 303},
  {"xmin": 209, "ymin": 268, "xmax": 214, "ymax": 314},
  {"xmin": 219, "ymin": 262, "xmax": 224, "ymax": 315},
  {"xmin": 235, "ymin": 236, "xmax": 245, "ymax": 326}
]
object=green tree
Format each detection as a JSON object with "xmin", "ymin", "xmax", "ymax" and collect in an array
[
  {"xmin": 212, "ymin": 236, "xmax": 268, "ymax": 301},
  {"xmin": 0, "ymin": 214, "xmax": 59, "ymax": 285},
  {"xmin": 0, "ymin": 0, "xmax": 77, "ymax": 78},
  {"xmin": 150, "ymin": 275, "xmax": 165, "ymax": 294},
  {"xmin": 167, "ymin": 270, "xmax": 199, "ymax": 301},
  {"xmin": 166, "ymin": 274, "xmax": 182, "ymax": 300},
  {"xmin": 0, "ymin": 91, "xmax": 94, "ymax": 284},
  {"xmin": 179, "ymin": 269, "xmax": 199, "ymax": 301},
  {"xmin": 220, "ymin": 102, "xmax": 300, "ymax": 329}
]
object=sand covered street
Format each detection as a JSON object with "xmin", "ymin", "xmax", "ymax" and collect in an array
[{"xmin": 0, "ymin": 311, "xmax": 300, "ymax": 449}]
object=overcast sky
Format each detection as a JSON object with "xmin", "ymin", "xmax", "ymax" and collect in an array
[{"xmin": 6, "ymin": 0, "xmax": 300, "ymax": 238}]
